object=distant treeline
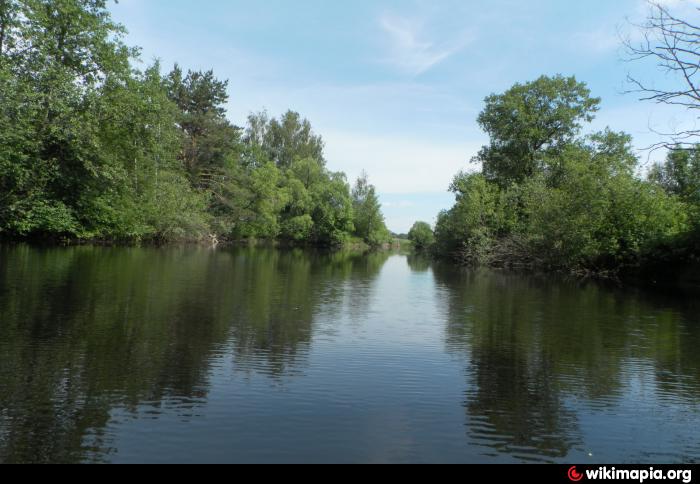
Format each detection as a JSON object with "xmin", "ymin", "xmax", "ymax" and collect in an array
[
  {"xmin": 410, "ymin": 76, "xmax": 700, "ymax": 279},
  {"xmin": 0, "ymin": 0, "xmax": 390, "ymax": 247}
]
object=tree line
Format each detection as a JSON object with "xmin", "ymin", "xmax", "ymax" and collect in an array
[
  {"xmin": 0, "ymin": 0, "xmax": 390, "ymax": 247},
  {"xmin": 409, "ymin": 2, "xmax": 700, "ymax": 278},
  {"xmin": 409, "ymin": 74, "xmax": 698, "ymax": 277}
]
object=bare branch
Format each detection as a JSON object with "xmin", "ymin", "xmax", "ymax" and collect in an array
[{"xmin": 624, "ymin": 1, "xmax": 700, "ymax": 149}]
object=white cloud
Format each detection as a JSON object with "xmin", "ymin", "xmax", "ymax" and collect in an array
[
  {"xmin": 383, "ymin": 200, "xmax": 417, "ymax": 209},
  {"xmin": 378, "ymin": 13, "xmax": 474, "ymax": 75},
  {"xmin": 323, "ymin": 130, "xmax": 481, "ymax": 194}
]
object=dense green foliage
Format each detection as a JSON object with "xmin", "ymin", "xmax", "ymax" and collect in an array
[
  {"xmin": 434, "ymin": 76, "xmax": 692, "ymax": 275},
  {"xmin": 407, "ymin": 222, "xmax": 435, "ymax": 250},
  {"xmin": 0, "ymin": 1, "xmax": 386, "ymax": 247},
  {"xmin": 650, "ymin": 149, "xmax": 700, "ymax": 205},
  {"xmin": 476, "ymin": 75, "xmax": 600, "ymax": 188},
  {"xmin": 646, "ymin": 147, "xmax": 700, "ymax": 271},
  {"xmin": 351, "ymin": 172, "xmax": 390, "ymax": 247}
]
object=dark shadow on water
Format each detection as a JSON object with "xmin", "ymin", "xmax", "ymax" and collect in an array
[
  {"xmin": 430, "ymin": 262, "xmax": 700, "ymax": 463},
  {"xmin": 406, "ymin": 253, "xmax": 432, "ymax": 273},
  {"xmin": 0, "ymin": 245, "xmax": 390, "ymax": 463}
]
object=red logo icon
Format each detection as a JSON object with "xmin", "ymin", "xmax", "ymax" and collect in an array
[{"xmin": 568, "ymin": 466, "xmax": 584, "ymax": 482}]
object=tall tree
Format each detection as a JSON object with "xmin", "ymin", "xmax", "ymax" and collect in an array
[
  {"xmin": 0, "ymin": 1, "xmax": 209, "ymax": 241},
  {"xmin": 0, "ymin": 0, "xmax": 135, "ymax": 237},
  {"xmin": 246, "ymin": 110, "xmax": 325, "ymax": 169},
  {"xmin": 352, "ymin": 171, "xmax": 388, "ymax": 246},
  {"xmin": 311, "ymin": 171, "xmax": 354, "ymax": 246},
  {"xmin": 166, "ymin": 66, "xmax": 241, "ymax": 182},
  {"xmin": 475, "ymin": 75, "xmax": 600, "ymax": 187}
]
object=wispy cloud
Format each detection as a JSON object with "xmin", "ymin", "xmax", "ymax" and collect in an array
[
  {"xmin": 378, "ymin": 12, "xmax": 474, "ymax": 76},
  {"xmin": 571, "ymin": 29, "xmax": 622, "ymax": 55},
  {"xmin": 570, "ymin": 1, "xmax": 700, "ymax": 58}
]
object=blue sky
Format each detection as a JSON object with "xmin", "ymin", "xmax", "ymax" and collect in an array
[{"xmin": 110, "ymin": 0, "xmax": 698, "ymax": 233}]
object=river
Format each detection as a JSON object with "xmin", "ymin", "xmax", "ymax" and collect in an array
[{"xmin": 0, "ymin": 245, "xmax": 698, "ymax": 463}]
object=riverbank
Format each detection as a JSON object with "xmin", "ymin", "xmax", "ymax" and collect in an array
[
  {"xmin": 0, "ymin": 235, "xmax": 413, "ymax": 254},
  {"xmin": 420, "ymin": 242, "xmax": 700, "ymax": 291}
]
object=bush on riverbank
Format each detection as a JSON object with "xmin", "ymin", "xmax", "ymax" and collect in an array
[{"xmin": 408, "ymin": 222, "xmax": 435, "ymax": 251}]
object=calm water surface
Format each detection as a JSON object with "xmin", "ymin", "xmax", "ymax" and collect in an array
[{"xmin": 0, "ymin": 245, "xmax": 699, "ymax": 463}]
